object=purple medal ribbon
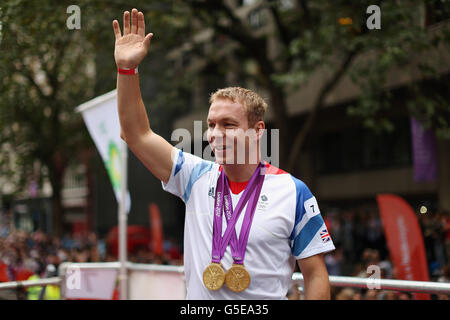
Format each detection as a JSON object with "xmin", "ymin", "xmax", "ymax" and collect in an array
[
  {"xmin": 222, "ymin": 177, "xmax": 239, "ymax": 260},
  {"xmin": 211, "ymin": 171, "xmax": 226, "ymax": 263},
  {"xmin": 211, "ymin": 163, "xmax": 265, "ymax": 265},
  {"xmin": 229, "ymin": 172, "xmax": 264, "ymax": 264}
]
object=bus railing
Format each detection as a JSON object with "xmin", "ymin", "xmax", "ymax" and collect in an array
[
  {"xmin": 0, "ymin": 262, "xmax": 449, "ymax": 298},
  {"xmin": 292, "ymin": 273, "xmax": 450, "ymax": 295},
  {"xmin": 0, "ymin": 277, "xmax": 61, "ymax": 290}
]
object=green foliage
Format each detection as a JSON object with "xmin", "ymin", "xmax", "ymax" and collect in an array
[
  {"xmin": 180, "ymin": 0, "xmax": 450, "ymax": 142},
  {"xmin": 1, "ymin": 0, "xmax": 450, "ymax": 194},
  {"xmin": 0, "ymin": 0, "xmax": 194, "ymax": 194},
  {"xmin": 281, "ymin": 0, "xmax": 450, "ymax": 137},
  {"xmin": 0, "ymin": 0, "xmax": 96, "ymax": 193}
]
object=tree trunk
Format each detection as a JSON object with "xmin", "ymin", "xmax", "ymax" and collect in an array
[
  {"xmin": 51, "ymin": 184, "xmax": 64, "ymax": 237},
  {"xmin": 266, "ymin": 83, "xmax": 290, "ymax": 169},
  {"xmin": 48, "ymin": 150, "xmax": 67, "ymax": 237}
]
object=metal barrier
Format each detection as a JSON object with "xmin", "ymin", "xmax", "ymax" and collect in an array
[
  {"xmin": 292, "ymin": 273, "xmax": 450, "ymax": 295},
  {"xmin": 58, "ymin": 261, "xmax": 184, "ymax": 273},
  {"xmin": 0, "ymin": 277, "xmax": 62, "ymax": 300},
  {"xmin": 1, "ymin": 262, "xmax": 449, "ymax": 299},
  {"xmin": 0, "ymin": 277, "xmax": 61, "ymax": 290}
]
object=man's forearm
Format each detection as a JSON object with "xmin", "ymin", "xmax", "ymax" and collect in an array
[
  {"xmin": 117, "ymin": 73, "xmax": 151, "ymax": 143},
  {"xmin": 303, "ymin": 273, "xmax": 331, "ymax": 300}
]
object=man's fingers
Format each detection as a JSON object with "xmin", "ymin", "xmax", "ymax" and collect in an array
[
  {"xmin": 112, "ymin": 20, "xmax": 122, "ymax": 40},
  {"xmin": 137, "ymin": 11, "xmax": 145, "ymax": 37},
  {"xmin": 123, "ymin": 11, "xmax": 130, "ymax": 35},
  {"xmin": 131, "ymin": 8, "xmax": 138, "ymax": 34},
  {"xmin": 143, "ymin": 33, "xmax": 154, "ymax": 50}
]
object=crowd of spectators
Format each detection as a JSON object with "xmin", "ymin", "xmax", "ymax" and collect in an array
[
  {"xmin": 0, "ymin": 230, "xmax": 105, "ymax": 282},
  {"xmin": 1, "ymin": 205, "xmax": 449, "ymax": 300},
  {"xmin": 312, "ymin": 206, "xmax": 450, "ymax": 300},
  {"xmin": 0, "ymin": 228, "xmax": 182, "ymax": 283}
]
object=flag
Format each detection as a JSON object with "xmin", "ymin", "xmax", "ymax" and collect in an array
[
  {"xmin": 320, "ymin": 229, "xmax": 331, "ymax": 243},
  {"xmin": 376, "ymin": 194, "xmax": 430, "ymax": 300},
  {"xmin": 76, "ymin": 90, "xmax": 130, "ymax": 212},
  {"xmin": 149, "ymin": 203, "xmax": 164, "ymax": 256},
  {"xmin": 410, "ymin": 117, "xmax": 438, "ymax": 182}
]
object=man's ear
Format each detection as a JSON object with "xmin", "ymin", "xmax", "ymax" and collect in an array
[{"xmin": 255, "ymin": 121, "xmax": 265, "ymax": 140}]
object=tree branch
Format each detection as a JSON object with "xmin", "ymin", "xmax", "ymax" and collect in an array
[
  {"xmin": 46, "ymin": 33, "xmax": 72, "ymax": 100},
  {"xmin": 298, "ymin": 0, "xmax": 311, "ymax": 28},
  {"xmin": 20, "ymin": 67, "xmax": 50, "ymax": 101},
  {"xmin": 287, "ymin": 48, "xmax": 360, "ymax": 171},
  {"xmin": 188, "ymin": 0, "xmax": 274, "ymax": 76},
  {"xmin": 266, "ymin": 1, "xmax": 291, "ymax": 47}
]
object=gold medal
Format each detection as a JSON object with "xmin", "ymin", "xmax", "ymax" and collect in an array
[
  {"xmin": 203, "ymin": 262, "xmax": 226, "ymax": 290},
  {"xmin": 224, "ymin": 263, "xmax": 251, "ymax": 293}
]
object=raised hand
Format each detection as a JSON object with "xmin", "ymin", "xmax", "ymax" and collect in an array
[{"xmin": 112, "ymin": 8, "xmax": 153, "ymax": 69}]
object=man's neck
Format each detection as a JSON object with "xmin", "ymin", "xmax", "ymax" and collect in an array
[{"xmin": 222, "ymin": 160, "xmax": 261, "ymax": 182}]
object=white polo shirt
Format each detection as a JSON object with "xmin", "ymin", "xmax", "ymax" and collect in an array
[{"xmin": 162, "ymin": 147, "xmax": 335, "ymax": 299}]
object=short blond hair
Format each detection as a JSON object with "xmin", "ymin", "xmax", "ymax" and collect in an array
[{"xmin": 209, "ymin": 87, "xmax": 267, "ymax": 126}]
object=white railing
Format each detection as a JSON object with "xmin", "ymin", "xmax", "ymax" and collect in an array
[
  {"xmin": 1, "ymin": 262, "xmax": 449, "ymax": 299},
  {"xmin": 292, "ymin": 273, "xmax": 450, "ymax": 295},
  {"xmin": 0, "ymin": 277, "xmax": 61, "ymax": 290}
]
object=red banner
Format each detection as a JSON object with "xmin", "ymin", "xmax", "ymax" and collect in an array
[
  {"xmin": 149, "ymin": 203, "xmax": 164, "ymax": 256},
  {"xmin": 376, "ymin": 194, "xmax": 430, "ymax": 300}
]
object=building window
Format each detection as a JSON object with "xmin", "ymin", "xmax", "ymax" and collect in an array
[
  {"xmin": 316, "ymin": 117, "xmax": 412, "ymax": 174},
  {"xmin": 239, "ymin": 0, "xmax": 258, "ymax": 6},
  {"xmin": 425, "ymin": 0, "xmax": 450, "ymax": 26},
  {"xmin": 279, "ymin": 0, "xmax": 294, "ymax": 11},
  {"xmin": 248, "ymin": 7, "xmax": 268, "ymax": 29}
]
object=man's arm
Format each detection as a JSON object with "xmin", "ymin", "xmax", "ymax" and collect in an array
[
  {"xmin": 113, "ymin": 8, "xmax": 173, "ymax": 184},
  {"xmin": 297, "ymin": 254, "xmax": 331, "ymax": 300}
]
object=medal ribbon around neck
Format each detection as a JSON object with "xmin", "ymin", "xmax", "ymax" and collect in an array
[
  {"xmin": 204, "ymin": 162, "xmax": 265, "ymax": 291},
  {"xmin": 211, "ymin": 162, "xmax": 264, "ymax": 264},
  {"xmin": 222, "ymin": 171, "xmax": 264, "ymax": 265},
  {"xmin": 221, "ymin": 165, "xmax": 265, "ymax": 293}
]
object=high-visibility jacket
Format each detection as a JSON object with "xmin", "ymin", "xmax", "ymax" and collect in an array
[
  {"xmin": 26, "ymin": 274, "xmax": 61, "ymax": 300},
  {"xmin": 43, "ymin": 284, "xmax": 61, "ymax": 300},
  {"xmin": 26, "ymin": 274, "xmax": 41, "ymax": 300}
]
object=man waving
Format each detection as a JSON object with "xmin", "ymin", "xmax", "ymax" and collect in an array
[{"xmin": 112, "ymin": 8, "xmax": 335, "ymax": 300}]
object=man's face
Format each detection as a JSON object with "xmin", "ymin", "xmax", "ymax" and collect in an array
[{"xmin": 207, "ymin": 98, "xmax": 260, "ymax": 165}]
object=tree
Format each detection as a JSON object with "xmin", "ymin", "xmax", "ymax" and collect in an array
[
  {"xmin": 0, "ymin": 0, "xmax": 195, "ymax": 235},
  {"xmin": 178, "ymin": 0, "xmax": 450, "ymax": 172},
  {"xmin": 0, "ymin": 1, "xmax": 97, "ymax": 236}
]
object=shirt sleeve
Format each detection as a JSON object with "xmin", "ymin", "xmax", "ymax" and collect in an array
[
  {"xmin": 290, "ymin": 176, "xmax": 335, "ymax": 260},
  {"xmin": 161, "ymin": 147, "xmax": 215, "ymax": 203}
]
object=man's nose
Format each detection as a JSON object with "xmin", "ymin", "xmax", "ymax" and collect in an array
[{"xmin": 208, "ymin": 126, "xmax": 225, "ymax": 143}]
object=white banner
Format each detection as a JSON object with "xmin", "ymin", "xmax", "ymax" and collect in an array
[
  {"xmin": 64, "ymin": 267, "xmax": 118, "ymax": 300},
  {"xmin": 129, "ymin": 270, "xmax": 186, "ymax": 300},
  {"xmin": 76, "ymin": 90, "xmax": 130, "ymax": 212}
]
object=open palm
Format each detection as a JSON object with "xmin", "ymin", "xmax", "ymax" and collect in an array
[{"xmin": 112, "ymin": 9, "xmax": 153, "ymax": 69}]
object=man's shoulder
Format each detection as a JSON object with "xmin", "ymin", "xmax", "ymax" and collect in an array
[
  {"xmin": 263, "ymin": 162, "xmax": 289, "ymax": 175},
  {"xmin": 173, "ymin": 148, "xmax": 218, "ymax": 173},
  {"xmin": 263, "ymin": 162, "xmax": 310, "ymax": 192}
]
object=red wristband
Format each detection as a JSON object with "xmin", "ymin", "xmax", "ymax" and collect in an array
[{"xmin": 118, "ymin": 66, "xmax": 139, "ymax": 75}]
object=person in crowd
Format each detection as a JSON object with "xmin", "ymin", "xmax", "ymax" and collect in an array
[
  {"xmin": 364, "ymin": 289, "xmax": 379, "ymax": 300},
  {"xmin": 336, "ymin": 288, "xmax": 356, "ymax": 300}
]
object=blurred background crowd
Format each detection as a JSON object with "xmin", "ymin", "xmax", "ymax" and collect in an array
[
  {"xmin": 290, "ymin": 207, "xmax": 450, "ymax": 300},
  {"xmin": 1, "ymin": 206, "xmax": 449, "ymax": 300},
  {"xmin": 0, "ymin": 226, "xmax": 183, "ymax": 299}
]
